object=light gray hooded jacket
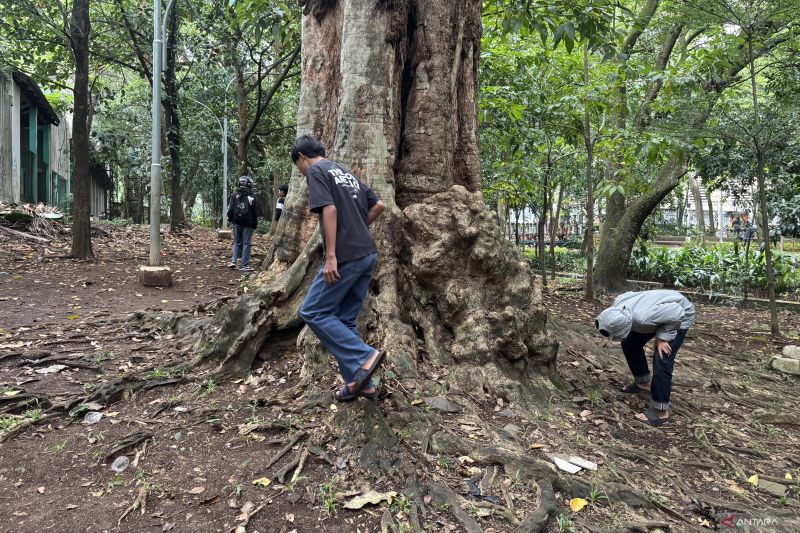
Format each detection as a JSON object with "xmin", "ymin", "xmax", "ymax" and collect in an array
[{"xmin": 595, "ymin": 289, "xmax": 695, "ymax": 342}]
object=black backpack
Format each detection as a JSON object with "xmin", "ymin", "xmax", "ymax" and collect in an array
[{"xmin": 232, "ymin": 193, "xmax": 250, "ymax": 224}]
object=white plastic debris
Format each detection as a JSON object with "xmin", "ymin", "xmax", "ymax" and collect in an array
[
  {"xmin": 110, "ymin": 456, "xmax": 130, "ymax": 473},
  {"xmin": 83, "ymin": 411, "xmax": 103, "ymax": 425},
  {"xmin": 568, "ymin": 456, "xmax": 598, "ymax": 471},
  {"xmin": 553, "ymin": 456, "xmax": 582, "ymax": 474}
]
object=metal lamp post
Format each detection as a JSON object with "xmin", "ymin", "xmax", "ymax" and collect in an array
[
  {"xmin": 187, "ymin": 97, "xmax": 225, "ymax": 226},
  {"xmin": 148, "ymin": 0, "xmax": 175, "ymax": 266},
  {"xmin": 221, "ymin": 76, "xmax": 238, "ymax": 230}
]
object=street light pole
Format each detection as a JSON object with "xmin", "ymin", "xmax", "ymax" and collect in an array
[
  {"xmin": 148, "ymin": 0, "xmax": 175, "ymax": 266},
  {"xmin": 221, "ymin": 76, "xmax": 237, "ymax": 231},
  {"xmin": 141, "ymin": 0, "xmax": 175, "ymax": 287},
  {"xmin": 186, "ymin": 96, "xmax": 226, "ymax": 228}
]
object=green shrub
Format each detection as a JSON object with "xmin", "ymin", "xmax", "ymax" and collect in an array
[
  {"xmin": 524, "ymin": 247, "xmax": 586, "ymax": 272},
  {"xmin": 629, "ymin": 241, "xmax": 800, "ymax": 296},
  {"xmin": 256, "ymin": 219, "xmax": 271, "ymax": 234}
]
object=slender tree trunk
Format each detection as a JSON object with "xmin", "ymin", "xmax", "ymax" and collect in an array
[
  {"xmin": 70, "ymin": 0, "xmax": 93, "ymax": 259},
  {"xmin": 236, "ymin": 66, "xmax": 248, "ymax": 176},
  {"xmin": 688, "ymin": 174, "xmax": 705, "ymax": 238},
  {"xmin": 549, "ymin": 183, "xmax": 564, "ymax": 280},
  {"xmin": 538, "ymin": 152, "xmax": 550, "ymax": 287},
  {"xmin": 164, "ymin": 0, "xmax": 185, "ymax": 230},
  {"xmin": 748, "ymin": 32, "xmax": 778, "ymax": 335},
  {"xmin": 583, "ymin": 43, "xmax": 595, "ymax": 300},
  {"xmin": 675, "ymin": 186, "xmax": 686, "ymax": 229},
  {"xmin": 706, "ymin": 189, "xmax": 715, "ymax": 234}
]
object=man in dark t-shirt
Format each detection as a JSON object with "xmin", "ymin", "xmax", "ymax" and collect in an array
[{"xmin": 292, "ymin": 135, "xmax": 387, "ymax": 402}]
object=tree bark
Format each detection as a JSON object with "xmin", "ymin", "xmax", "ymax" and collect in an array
[
  {"xmin": 70, "ymin": 0, "xmax": 93, "ymax": 259},
  {"xmin": 706, "ymin": 189, "xmax": 715, "ymax": 234},
  {"xmin": 537, "ymin": 147, "xmax": 550, "ymax": 288},
  {"xmin": 549, "ymin": 183, "xmax": 564, "ymax": 280},
  {"xmin": 164, "ymin": 0, "xmax": 186, "ymax": 230},
  {"xmin": 594, "ymin": 155, "xmax": 688, "ymax": 291},
  {"xmin": 583, "ymin": 43, "xmax": 595, "ymax": 300},
  {"xmin": 748, "ymin": 32, "xmax": 778, "ymax": 335},
  {"xmin": 688, "ymin": 174, "xmax": 705, "ymax": 238},
  {"xmin": 190, "ymin": 0, "xmax": 557, "ymax": 409}
]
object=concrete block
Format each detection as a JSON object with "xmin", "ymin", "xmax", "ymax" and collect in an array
[
  {"xmin": 138, "ymin": 265, "xmax": 173, "ymax": 287},
  {"xmin": 771, "ymin": 356, "xmax": 800, "ymax": 375},
  {"xmin": 782, "ymin": 345, "xmax": 800, "ymax": 360},
  {"xmin": 217, "ymin": 229, "xmax": 232, "ymax": 241}
]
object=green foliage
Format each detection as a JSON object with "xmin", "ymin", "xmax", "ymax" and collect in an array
[
  {"xmin": 629, "ymin": 242, "xmax": 800, "ymax": 296},
  {"xmin": 524, "ymin": 246, "xmax": 585, "ymax": 272}
]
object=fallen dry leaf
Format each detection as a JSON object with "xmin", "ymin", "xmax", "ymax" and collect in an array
[{"xmin": 569, "ymin": 498, "xmax": 588, "ymax": 512}]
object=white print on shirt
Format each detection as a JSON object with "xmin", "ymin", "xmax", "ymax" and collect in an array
[{"xmin": 328, "ymin": 168, "xmax": 361, "ymax": 199}]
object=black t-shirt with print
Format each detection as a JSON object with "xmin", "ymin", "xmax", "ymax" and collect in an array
[{"xmin": 306, "ymin": 160, "xmax": 380, "ymax": 263}]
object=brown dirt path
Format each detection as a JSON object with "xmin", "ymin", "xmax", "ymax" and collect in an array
[{"xmin": 0, "ymin": 228, "xmax": 798, "ymax": 532}]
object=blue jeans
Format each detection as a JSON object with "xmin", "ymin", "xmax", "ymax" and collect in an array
[
  {"xmin": 231, "ymin": 224, "xmax": 253, "ymax": 267},
  {"xmin": 299, "ymin": 253, "xmax": 378, "ymax": 388},
  {"xmin": 621, "ymin": 329, "xmax": 688, "ymax": 410}
]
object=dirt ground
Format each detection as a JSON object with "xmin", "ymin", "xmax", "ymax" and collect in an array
[{"xmin": 0, "ymin": 225, "xmax": 798, "ymax": 532}]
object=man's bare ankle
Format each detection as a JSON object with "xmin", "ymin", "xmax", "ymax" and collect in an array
[{"xmin": 360, "ymin": 350, "xmax": 379, "ymax": 370}]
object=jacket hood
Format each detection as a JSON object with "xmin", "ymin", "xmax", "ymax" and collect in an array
[{"xmin": 596, "ymin": 306, "xmax": 633, "ymax": 341}]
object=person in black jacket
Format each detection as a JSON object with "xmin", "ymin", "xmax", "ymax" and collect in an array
[
  {"xmin": 275, "ymin": 184, "xmax": 288, "ymax": 222},
  {"xmin": 227, "ymin": 175, "xmax": 259, "ymax": 271}
]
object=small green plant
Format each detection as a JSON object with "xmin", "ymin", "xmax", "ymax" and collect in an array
[
  {"xmin": 587, "ymin": 388, "xmax": 602, "ymax": 406},
  {"xmin": 0, "ymin": 408, "xmax": 42, "ymax": 435},
  {"xmin": 246, "ymin": 404, "xmax": 263, "ymax": 425},
  {"xmin": 588, "ymin": 481, "xmax": 609, "ymax": 506},
  {"xmin": 149, "ymin": 368, "xmax": 166, "ymax": 379},
  {"xmin": 319, "ymin": 481, "xmax": 336, "ymax": 516},
  {"xmin": 393, "ymin": 494, "xmax": 412, "ymax": 515},
  {"xmin": 91, "ymin": 449, "xmax": 104, "ymax": 463},
  {"xmin": 227, "ymin": 481, "xmax": 243, "ymax": 499},
  {"xmin": 94, "ymin": 351, "xmax": 113, "ymax": 363},
  {"xmin": 135, "ymin": 470, "xmax": 165, "ymax": 496},
  {"xmin": 50, "ymin": 438, "xmax": 69, "ymax": 454},
  {"xmin": 556, "ymin": 513, "xmax": 577, "ymax": 532},
  {"xmin": 436, "ymin": 457, "xmax": 453, "ymax": 469},
  {"xmin": 202, "ymin": 378, "xmax": 217, "ymax": 395},
  {"xmin": 105, "ymin": 475, "xmax": 125, "ymax": 493},
  {"xmin": 647, "ymin": 489, "xmax": 666, "ymax": 505}
]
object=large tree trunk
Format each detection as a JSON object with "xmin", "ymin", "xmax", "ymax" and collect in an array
[
  {"xmin": 173, "ymin": 6, "xmax": 563, "ymax": 514},
  {"xmin": 164, "ymin": 0, "xmax": 186, "ymax": 231},
  {"xmin": 549, "ymin": 183, "xmax": 564, "ymax": 280},
  {"xmin": 190, "ymin": 0, "xmax": 557, "ymax": 404},
  {"xmin": 70, "ymin": 0, "xmax": 93, "ymax": 259},
  {"xmin": 594, "ymin": 156, "xmax": 688, "ymax": 291}
]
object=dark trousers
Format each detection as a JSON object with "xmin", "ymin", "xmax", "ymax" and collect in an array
[
  {"xmin": 299, "ymin": 253, "xmax": 378, "ymax": 388},
  {"xmin": 621, "ymin": 329, "xmax": 688, "ymax": 410}
]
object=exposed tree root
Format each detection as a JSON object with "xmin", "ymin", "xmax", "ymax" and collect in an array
[
  {"xmin": 265, "ymin": 430, "xmax": 307, "ymax": 470},
  {"xmin": 693, "ymin": 427, "xmax": 746, "ymax": 480},
  {"xmin": 117, "ymin": 486, "xmax": 148, "ymax": 526},
  {"xmin": 425, "ymin": 481, "xmax": 482, "ymax": 533},
  {"xmin": 0, "ymin": 413, "xmax": 59, "ymax": 443},
  {"xmin": 104, "ymin": 431, "xmax": 153, "ymax": 460},
  {"xmin": 512, "ymin": 480, "xmax": 556, "ymax": 533},
  {"xmin": 275, "ymin": 451, "xmax": 302, "ymax": 483}
]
